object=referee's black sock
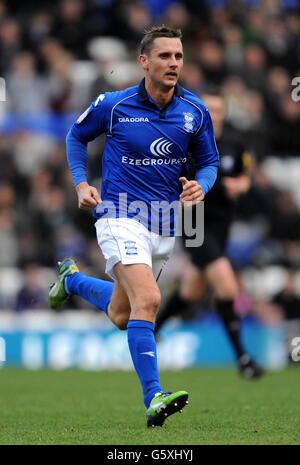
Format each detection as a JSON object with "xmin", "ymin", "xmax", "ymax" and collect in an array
[
  {"xmin": 216, "ymin": 299, "xmax": 246, "ymax": 359},
  {"xmin": 155, "ymin": 289, "xmax": 189, "ymax": 335}
]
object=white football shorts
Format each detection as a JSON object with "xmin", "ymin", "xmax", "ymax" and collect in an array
[{"xmin": 95, "ymin": 217, "xmax": 175, "ymax": 281}]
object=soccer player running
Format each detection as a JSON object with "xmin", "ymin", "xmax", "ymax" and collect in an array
[
  {"xmin": 155, "ymin": 89, "xmax": 264, "ymax": 379},
  {"xmin": 49, "ymin": 26, "xmax": 219, "ymax": 427}
]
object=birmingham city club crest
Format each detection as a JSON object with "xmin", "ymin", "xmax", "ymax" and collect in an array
[{"xmin": 183, "ymin": 112, "xmax": 194, "ymax": 133}]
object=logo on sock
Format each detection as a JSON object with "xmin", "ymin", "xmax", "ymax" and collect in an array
[{"xmin": 140, "ymin": 351, "xmax": 155, "ymax": 357}]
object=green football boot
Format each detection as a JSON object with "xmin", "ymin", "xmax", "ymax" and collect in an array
[
  {"xmin": 146, "ymin": 391, "xmax": 189, "ymax": 427},
  {"xmin": 49, "ymin": 258, "xmax": 79, "ymax": 309}
]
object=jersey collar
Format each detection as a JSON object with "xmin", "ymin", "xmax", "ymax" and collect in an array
[{"xmin": 137, "ymin": 78, "xmax": 184, "ymax": 103}]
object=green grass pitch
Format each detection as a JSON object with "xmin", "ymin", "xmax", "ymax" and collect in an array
[{"xmin": 0, "ymin": 366, "xmax": 299, "ymax": 445}]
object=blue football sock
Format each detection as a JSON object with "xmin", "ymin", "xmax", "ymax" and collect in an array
[
  {"xmin": 65, "ymin": 272, "xmax": 113, "ymax": 314},
  {"xmin": 127, "ymin": 320, "xmax": 164, "ymax": 408}
]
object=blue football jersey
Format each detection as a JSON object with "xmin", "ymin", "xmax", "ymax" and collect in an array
[{"xmin": 67, "ymin": 79, "xmax": 219, "ymax": 234}]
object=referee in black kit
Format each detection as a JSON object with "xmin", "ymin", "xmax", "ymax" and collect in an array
[{"xmin": 155, "ymin": 88, "xmax": 264, "ymax": 379}]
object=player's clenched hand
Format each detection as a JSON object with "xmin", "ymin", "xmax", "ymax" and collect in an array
[
  {"xmin": 75, "ymin": 181, "xmax": 101, "ymax": 212},
  {"xmin": 179, "ymin": 177, "xmax": 205, "ymax": 206}
]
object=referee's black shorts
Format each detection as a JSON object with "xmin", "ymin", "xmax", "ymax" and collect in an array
[{"xmin": 182, "ymin": 216, "xmax": 231, "ymax": 269}]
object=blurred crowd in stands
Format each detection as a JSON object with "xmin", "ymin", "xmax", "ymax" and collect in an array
[{"xmin": 0, "ymin": 0, "xmax": 300, "ymax": 325}]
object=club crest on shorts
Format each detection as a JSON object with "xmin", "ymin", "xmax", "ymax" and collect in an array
[
  {"xmin": 183, "ymin": 112, "xmax": 194, "ymax": 133},
  {"xmin": 124, "ymin": 240, "xmax": 138, "ymax": 255}
]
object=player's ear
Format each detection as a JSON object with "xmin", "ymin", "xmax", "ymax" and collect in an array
[{"xmin": 139, "ymin": 54, "xmax": 149, "ymax": 70}]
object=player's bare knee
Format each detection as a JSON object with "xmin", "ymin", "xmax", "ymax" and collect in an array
[
  {"xmin": 134, "ymin": 291, "xmax": 161, "ymax": 315},
  {"xmin": 108, "ymin": 302, "xmax": 130, "ymax": 330},
  {"xmin": 113, "ymin": 313, "xmax": 129, "ymax": 330}
]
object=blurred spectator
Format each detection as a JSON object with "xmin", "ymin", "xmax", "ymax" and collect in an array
[
  {"xmin": 209, "ymin": 5, "xmax": 230, "ymax": 39},
  {"xmin": 142, "ymin": 0, "xmax": 179, "ymax": 18},
  {"xmin": 92, "ymin": 0, "xmax": 117, "ymax": 36},
  {"xmin": 163, "ymin": 2, "xmax": 190, "ymax": 34},
  {"xmin": 47, "ymin": 50, "xmax": 74, "ymax": 113},
  {"xmin": 196, "ymin": 40, "xmax": 227, "ymax": 85},
  {"xmin": 51, "ymin": 0, "xmax": 92, "ymax": 58},
  {"xmin": 237, "ymin": 161, "xmax": 282, "ymax": 223},
  {"xmin": 243, "ymin": 90, "xmax": 269, "ymax": 158},
  {"xmin": 14, "ymin": 264, "xmax": 48, "ymax": 312},
  {"xmin": 0, "ymin": 19, "xmax": 22, "ymax": 75},
  {"xmin": 269, "ymin": 94, "xmax": 300, "ymax": 156},
  {"xmin": 221, "ymin": 23, "xmax": 244, "ymax": 74},
  {"xmin": 87, "ymin": 36, "xmax": 126, "ymax": 100},
  {"xmin": 243, "ymin": 9, "xmax": 267, "ymax": 45},
  {"xmin": 13, "ymin": 131, "xmax": 56, "ymax": 176},
  {"xmin": 34, "ymin": 186, "xmax": 71, "ymax": 231},
  {"xmin": 269, "ymin": 191, "xmax": 300, "ymax": 241},
  {"xmin": 241, "ymin": 44, "xmax": 267, "ymax": 92},
  {"xmin": 264, "ymin": 16, "xmax": 298, "ymax": 73},
  {"xmin": 0, "ymin": 0, "xmax": 6, "ymax": 21},
  {"xmin": 46, "ymin": 144, "xmax": 70, "ymax": 187},
  {"xmin": 88, "ymin": 60, "xmax": 117, "ymax": 101},
  {"xmin": 284, "ymin": 11, "xmax": 300, "ymax": 39},
  {"xmin": 54, "ymin": 223, "xmax": 86, "ymax": 262},
  {"xmin": 0, "ymin": 144, "xmax": 29, "ymax": 201},
  {"xmin": 0, "ymin": 208, "xmax": 18, "ymax": 267},
  {"xmin": 180, "ymin": 0, "xmax": 209, "ymax": 34},
  {"xmin": 114, "ymin": 1, "xmax": 151, "ymax": 49},
  {"xmin": 24, "ymin": 10, "xmax": 53, "ymax": 51},
  {"xmin": 18, "ymin": 230, "xmax": 48, "ymax": 267},
  {"xmin": 252, "ymin": 265, "xmax": 300, "ymax": 327},
  {"xmin": 38, "ymin": 37, "xmax": 66, "ymax": 70},
  {"xmin": 0, "ymin": 182, "xmax": 15, "ymax": 209},
  {"xmin": 6, "ymin": 52, "xmax": 50, "ymax": 115},
  {"xmin": 265, "ymin": 66, "xmax": 291, "ymax": 117},
  {"xmin": 272, "ymin": 267, "xmax": 300, "ymax": 320},
  {"xmin": 223, "ymin": 75, "xmax": 250, "ymax": 130},
  {"xmin": 179, "ymin": 63, "xmax": 205, "ymax": 95}
]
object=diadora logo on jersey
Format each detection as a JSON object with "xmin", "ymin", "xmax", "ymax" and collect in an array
[
  {"xmin": 183, "ymin": 112, "xmax": 194, "ymax": 133},
  {"xmin": 150, "ymin": 138, "xmax": 173, "ymax": 157},
  {"xmin": 118, "ymin": 117, "xmax": 149, "ymax": 123}
]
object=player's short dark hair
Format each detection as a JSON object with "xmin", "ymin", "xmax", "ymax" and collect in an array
[{"xmin": 140, "ymin": 25, "xmax": 182, "ymax": 55}]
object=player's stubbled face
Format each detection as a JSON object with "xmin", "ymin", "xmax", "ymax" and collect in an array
[{"xmin": 146, "ymin": 37, "xmax": 183, "ymax": 90}]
